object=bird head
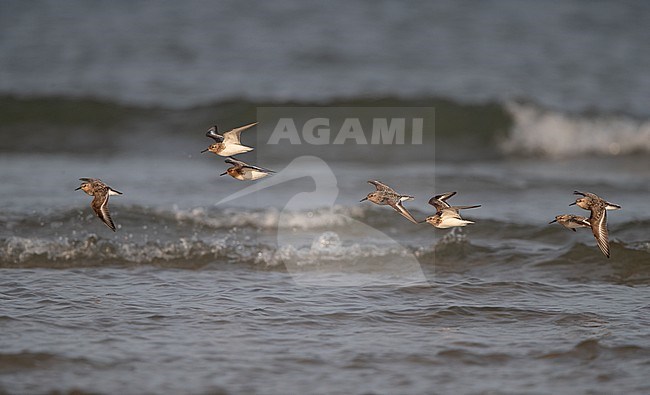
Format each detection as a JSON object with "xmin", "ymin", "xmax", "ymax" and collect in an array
[
  {"xmin": 570, "ymin": 197, "xmax": 588, "ymax": 209},
  {"xmin": 75, "ymin": 181, "xmax": 93, "ymax": 195},
  {"xmin": 201, "ymin": 143, "xmax": 219, "ymax": 154}
]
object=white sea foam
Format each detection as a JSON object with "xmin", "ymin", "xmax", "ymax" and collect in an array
[
  {"xmin": 501, "ymin": 102, "xmax": 650, "ymax": 157},
  {"xmin": 169, "ymin": 205, "xmax": 365, "ymax": 230}
]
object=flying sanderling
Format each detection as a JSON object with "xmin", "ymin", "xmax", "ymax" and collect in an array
[
  {"xmin": 549, "ymin": 214, "xmax": 591, "ymax": 232},
  {"xmin": 75, "ymin": 178, "xmax": 122, "ymax": 231},
  {"xmin": 360, "ymin": 180, "xmax": 418, "ymax": 224},
  {"xmin": 421, "ymin": 192, "xmax": 481, "ymax": 228},
  {"xmin": 201, "ymin": 122, "xmax": 258, "ymax": 156},
  {"xmin": 556, "ymin": 190, "xmax": 621, "ymax": 258},
  {"xmin": 571, "ymin": 190, "xmax": 621, "ymax": 211},
  {"xmin": 221, "ymin": 157, "xmax": 274, "ymax": 181}
]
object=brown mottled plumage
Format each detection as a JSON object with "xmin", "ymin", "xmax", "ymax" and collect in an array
[
  {"xmin": 360, "ymin": 180, "xmax": 418, "ymax": 224},
  {"xmin": 201, "ymin": 122, "xmax": 257, "ymax": 156},
  {"xmin": 571, "ymin": 190, "xmax": 621, "ymax": 212},
  {"xmin": 75, "ymin": 178, "xmax": 122, "ymax": 231},
  {"xmin": 220, "ymin": 157, "xmax": 274, "ymax": 181},
  {"xmin": 422, "ymin": 192, "xmax": 481, "ymax": 228},
  {"xmin": 563, "ymin": 191, "xmax": 621, "ymax": 258},
  {"xmin": 549, "ymin": 214, "xmax": 591, "ymax": 232}
]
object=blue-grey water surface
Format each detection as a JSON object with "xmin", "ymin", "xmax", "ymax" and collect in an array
[
  {"xmin": 1, "ymin": 1, "xmax": 649, "ymax": 394},
  {"xmin": 2, "ymin": 268, "xmax": 649, "ymax": 394}
]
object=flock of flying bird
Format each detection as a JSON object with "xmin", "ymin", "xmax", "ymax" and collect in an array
[
  {"xmin": 361, "ymin": 181, "xmax": 620, "ymax": 258},
  {"xmin": 200, "ymin": 122, "xmax": 276, "ymax": 181},
  {"xmin": 75, "ymin": 122, "xmax": 621, "ymax": 258}
]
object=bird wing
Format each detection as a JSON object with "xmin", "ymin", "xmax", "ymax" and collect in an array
[
  {"xmin": 428, "ymin": 192, "xmax": 456, "ymax": 209},
  {"xmin": 222, "ymin": 122, "xmax": 258, "ymax": 145},
  {"xmin": 428, "ymin": 201, "xmax": 445, "ymax": 212},
  {"xmin": 242, "ymin": 163, "xmax": 275, "ymax": 173},
  {"xmin": 389, "ymin": 200, "xmax": 418, "ymax": 224},
  {"xmin": 575, "ymin": 190, "xmax": 602, "ymax": 201},
  {"xmin": 368, "ymin": 180, "xmax": 395, "ymax": 193},
  {"xmin": 429, "ymin": 192, "xmax": 465, "ymax": 212},
  {"xmin": 590, "ymin": 209, "xmax": 610, "ymax": 258},
  {"xmin": 576, "ymin": 190, "xmax": 620, "ymax": 210},
  {"xmin": 438, "ymin": 207, "xmax": 462, "ymax": 219},
  {"xmin": 91, "ymin": 192, "xmax": 116, "ymax": 231},
  {"xmin": 206, "ymin": 127, "xmax": 224, "ymax": 143},
  {"xmin": 225, "ymin": 157, "xmax": 247, "ymax": 168}
]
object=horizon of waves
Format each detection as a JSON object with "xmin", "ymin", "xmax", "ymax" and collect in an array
[
  {"xmin": 1, "ymin": 95, "xmax": 649, "ymax": 158},
  {"xmin": 1, "ymin": 206, "xmax": 648, "ymax": 281}
]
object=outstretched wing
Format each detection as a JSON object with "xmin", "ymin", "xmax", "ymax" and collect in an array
[
  {"xmin": 428, "ymin": 191, "xmax": 455, "ymax": 208},
  {"xmin": 206, "ymin": 126, "xmax": 224, "ymax": 142},
  {"xmin": 574, "ymin": 216, "xmax": 591, "ymax": 227},
  {"xmin": 224, "ymin": 157, "xmax": 247, "ymax": 167},
  {"xmin": 222, "ymin": 122, "xmax": 258, "ymax": 145},
  {"xmin": 242, "ymin": 163, "xmax": 275, "ymax": 173},
  {"xmin": 91, "ymin": 193, "xmax": 116, "ymax": 231},
  {"xmin": 389, "ymin": 200, "xmax": 418, "ymax": 224},
  {"xmin": 367, "ymin": 180, "xmax": 395, "ymax": 193},
  {"xmin": 590, "ymin": 210, "xmax": 610, "ymax": 258}
]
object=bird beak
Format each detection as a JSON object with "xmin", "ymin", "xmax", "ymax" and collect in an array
[
  {"xmin": 220, "ymin": 172, "xmax": 227, "ymax": 176},
  {"xmin": 549, "ymin": 219, "xmax": 557, "ymax": 224},
  {"xmin": 74, "ymin": 186, "xmax": 82, "ymax": 191},
  {"xmin": 201, "ymin": 148, "xmax": 209, "ymax": 153},
  {"xmin": 359, "ymin": 197, "xmax": 368, "ymax": 202},
  {"xmin": 569, "ymin": 202, "xmax": 576, "ymax": 206}
]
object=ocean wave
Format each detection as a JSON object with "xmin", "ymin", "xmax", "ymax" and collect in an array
[
  {"xmin": 501, "ymin": 101, "xmax": 650, "ymax": 157},
  {"xmin": 2, "ymin": 94, "xmax": 648, "ymax": 158},
  {"xmin": 4, "ymin": 205, "xmax": 650, "ymax": 233},
  {"xmin": 1, "ymin": 234, "xmax": 648, "ymax": 289},
  {"xmin": 0, "ymin": 351, "xmax": 99, "ymax": 372},
  {"xmin": 0, "ymin": 235, "xmax": 231, "ymax": 268},
  {"xmin": 0, "ymin": 233, "xmax": 436, "ymax": 269},
  {"xmin": 1, "ymin": 205, "xmax": 648, "ymax": 270},
  {"xmin": 536, "ymin": 339, "xmax": 649, "ymax": 362}
]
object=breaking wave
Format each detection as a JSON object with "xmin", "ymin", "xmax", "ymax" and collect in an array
[
  {"xmin": 1, "ymin": 95, "xmax": 649, "ymax": 158},
  {"xmin": 1, "ymin": 206, "xmax": 648, "ymax": 270},
  {"xmin": 500, "ymin": 101, "xmax": 650, "ymax": 157}
]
